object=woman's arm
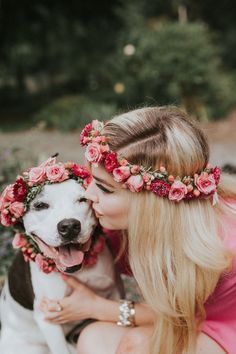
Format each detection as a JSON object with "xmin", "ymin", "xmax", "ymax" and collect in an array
[
  {"xmin": 40, "ymin": 275, "xmax": 155, "ymax": 326},
  {"xmin": 95, "ymin": 296, "xmax": 155, "ymax": 326}
]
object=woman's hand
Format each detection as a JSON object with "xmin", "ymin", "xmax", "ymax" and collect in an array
[{"xmin": 40, "ymin": 275, "xmax": 100, "ymax": 324}]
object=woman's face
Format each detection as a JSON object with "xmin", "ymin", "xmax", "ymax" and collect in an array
[{"xmin": 84, "ymin": 164, "xmax": 130, "ymax": 230}]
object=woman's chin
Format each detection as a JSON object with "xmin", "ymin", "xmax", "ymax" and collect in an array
[{"xmin": 98, "ymin": 219, "xmax": 116, "ymax": 230}]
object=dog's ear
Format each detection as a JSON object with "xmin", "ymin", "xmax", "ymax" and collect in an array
[{"xmin": 51, "ymin": 153, "xmax": 59, "ymax": 158}]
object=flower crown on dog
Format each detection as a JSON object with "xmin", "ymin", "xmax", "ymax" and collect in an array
[
  {"xmin": 80, "ymin": 120, "xmax": 221, "ymax": 203},
  {"xmin": 0, "ymin": 155, "xmax": 91, "ymax": 227},
  {"xmin": 0, "ymin": 155, "xmax": 105, "ymax": 273}
]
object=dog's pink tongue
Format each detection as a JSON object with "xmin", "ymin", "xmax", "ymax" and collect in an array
[
  {"xmin": 56, "ymin": 245, "xmax": 84, "ymax": 267},
  {"xmin": 34, "ymin": 237, "xmax": 58, "ymax": 259}
]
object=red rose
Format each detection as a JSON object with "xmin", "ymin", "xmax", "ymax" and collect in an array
[
  {"xmin": 80, "ymin": 123, "xmax": 93, "ymax": 145},
  {"xmin": 72, "ymin": 165, "xmax": 91, "ymax": 179},
  {"xmin": 104, "ymin": 152, "xmax": 119, "ymax": 173},
  {"xmin": 13, "ymin": 178, "xmax": 28, "ymax": 202},
  {"xmin": 212, "ymin": 167, "xmax": 221, "ymax": 185},
  {"xmin": 150, "ymin": 180, "xmax": 171, "ymax": 197},
  {"xmin": 184, "ymin": 191, "xmax": 197, "ymax": 200}
]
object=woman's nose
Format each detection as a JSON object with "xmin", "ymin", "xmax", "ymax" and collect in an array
[{"xmin": 84, "ymin": 183, "xmax": 99, "ymax": 203}]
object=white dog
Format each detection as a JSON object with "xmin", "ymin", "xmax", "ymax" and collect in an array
[{"xmin": 0, "ymin": 178, "xmax": 122, "ymax": 354}]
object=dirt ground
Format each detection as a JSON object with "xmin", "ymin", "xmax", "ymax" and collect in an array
[{"xmin": 0, "ymin": 114, "xmax": 235, "ymax": 167}]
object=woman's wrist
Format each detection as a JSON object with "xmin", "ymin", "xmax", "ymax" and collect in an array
[
  {"xmin": 91, "ymin": 295, "xmax": 155, "ymax": 326},
  {"xmin": 93, "ymin": 296, "xmax": 120, "ymax": 322}
]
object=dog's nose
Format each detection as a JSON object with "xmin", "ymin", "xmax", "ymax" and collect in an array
[{"xmin": 57, "ymin": 218, "xmax": 81, "ymax": 240}]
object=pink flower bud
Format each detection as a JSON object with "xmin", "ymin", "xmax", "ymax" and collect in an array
[
  {"xmin": 193, "ymin": 189, "xmax": 200, "ymax": 197},
  {"xmin": 160, "ymin": 166, "xmax": 166, "ymax": 173},
  {"xmin": 187, "ymin": 184, "xmax": 193, "ymax": 192},
  {"xmin": 168, "ymin": 175, "xmax": 175, "ymax": 182},
  {"xmin": 119, "ymin": 159, "xmax": 129, "ymax": 166},
  {"xmin": 130, "ymin": 165, "xmax": 140, "ymax": 174}
]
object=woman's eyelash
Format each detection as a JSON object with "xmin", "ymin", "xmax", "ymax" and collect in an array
[{"xmin": 95, "ymin": 183, "xmax": 114, "ymax": 194}]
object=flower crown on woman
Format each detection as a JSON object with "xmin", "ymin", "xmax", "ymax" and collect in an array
[{"xmin": 80, "ymin": 120, "xmax": 221, "ymax": 203}]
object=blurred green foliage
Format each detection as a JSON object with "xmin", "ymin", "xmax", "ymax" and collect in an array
[
  {"xmin": 0, "ymin": 148, "xmax": 36, "ymax": 276},
  {"xmin": 1, "ymin": 0, "xmax": 236, "ymax": 124},
  {"xmin": 34, "ymin": 96, "xmax": 118, "ymax": 131},
  {"xmin": 112, "ymin": 22, "xmax": 236, "ymax": 119}
]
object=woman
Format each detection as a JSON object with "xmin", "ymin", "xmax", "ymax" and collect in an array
[{"xmin": 42, "ymin": 106, "xmax": 236, "ymax": 353}]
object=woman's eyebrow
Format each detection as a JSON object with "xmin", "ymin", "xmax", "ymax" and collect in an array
[{"xmin": 92, "ymin": 174, "xmax": 115, "ymax": 188}]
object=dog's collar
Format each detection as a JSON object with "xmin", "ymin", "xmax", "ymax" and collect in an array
[{"xmin": 12, "ymin": 232, "xmax": 105, "ymax": 274}]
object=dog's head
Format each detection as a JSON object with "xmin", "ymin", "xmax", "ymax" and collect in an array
[
  {"xmin": 23, "ymin": 179, "xmax": 97, "ymax": 273},
  {"xmin": 0, "ymin": 156, "xmax": 97, "ymax": 273}
]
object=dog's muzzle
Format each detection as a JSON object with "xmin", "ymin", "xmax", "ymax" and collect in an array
[{"xmin": 57, "ymin": 218, "xmax": 81, "ymax": 240}]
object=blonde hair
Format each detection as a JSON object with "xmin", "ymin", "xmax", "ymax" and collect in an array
[{"xmin": 103, "ymin": 106, "xmax": 236, "ymax": 354}]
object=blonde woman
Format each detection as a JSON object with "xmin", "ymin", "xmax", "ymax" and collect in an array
[{"xmin": 42, "ymin": 106, "xmax": 236, "ymax": 354}]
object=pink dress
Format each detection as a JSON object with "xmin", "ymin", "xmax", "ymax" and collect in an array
[{"xmin": 201, "ymin": 200, "xmax": 236, "ymax": 354}]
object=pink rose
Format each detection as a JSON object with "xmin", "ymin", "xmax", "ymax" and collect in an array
[
  {"xmin": 125, "ymin": 175, "xmax": 144, "ymax": 192},
  {"xmin": 168, "ymin": 181, "xmax": 187, "ymax": 202},
  {"xmin": 28, "ymin": 166, "xmax": 46, "ymax": 184},
  {"xmin": 9, "ymin": 201, "xmax": 25, "ymax": 218},
  {"xmin": 0, "ymin": 196, "xmax": 11, "ymax": 211},
  {"xmin": 46, "ymin": 163, "xmax": 69, "ymax": 183},
  {"xmin": 39, "ymin": 157, "xmax": 57, "ymax": 168},
  {"xmin": 0, "ymin": 185, "xmax": 15, "ymax": 205},
  {"xmin": 113, "ymin": 166, "xmax": 131, "ymax": 182},
  {"xmin": 85, "ymin": 143, "xmax": 103, "ymax": 164},
  {"xmin": 12, "ymin": 233, "xmax": 27, "ymax": 249},
  {"xmin": 194, "ymin": 173, "xmax": 216, "ymax": 194},
  {"xmin": 130, "ymin": 165, "xmax": 140, "ymax": 174},
  {"xmin": 0, "ymin": 210, "xmax": 13, "ymax": 226},
  {"xmin": 35, "ymin": 254, "xmax": 51, "ymax": 273}
]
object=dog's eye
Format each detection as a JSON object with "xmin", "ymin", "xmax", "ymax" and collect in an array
[
  {"xmin": 33, "ymin": 202, "xmax": 49, "ymax": 210},
  {"xmin": 77, "ymin": 197, "xmax": 88, "ymax": 203}
]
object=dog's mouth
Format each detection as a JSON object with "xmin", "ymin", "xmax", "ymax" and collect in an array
[{"xmin": 32, "ymin": 234, "xmax": 91, "ymax": 271}]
